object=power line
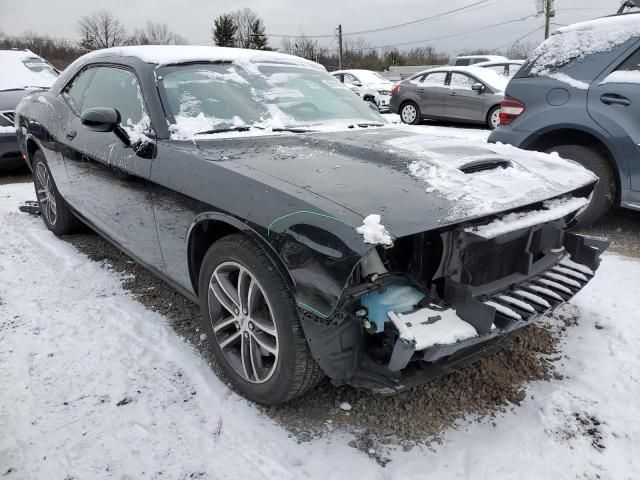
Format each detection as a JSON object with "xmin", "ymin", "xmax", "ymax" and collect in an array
[
  {"xmin": 489, "ymin": 25, "xmax": 543, "ymax": 53},
  {"xmin": 326, "ymin": 14, "xmax": 538, "ymax": 52},
  {"xmin": 259, "ymin": 0, "xmax": 497, "ymax": 38}
]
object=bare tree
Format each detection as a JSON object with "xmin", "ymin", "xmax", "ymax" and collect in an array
[
  {"xmin": 230, "ymin": 8, "xmax": 260, "ymax": 49},
  {"xmin": 77, "ymin": 10, "xmax": 128, "ymax": 50},
  {"xmin": 131, "ymin": 22, "xmax": 186, "ymax": 45}
]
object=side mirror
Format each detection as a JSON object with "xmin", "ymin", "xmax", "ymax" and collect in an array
[
  {"xmin": 81, "ymin": 107, "xmax": 120, "ymax": 132},
  {"xmin": 471, "ymin": 82, "xmax": 485, "ymax": 93}
]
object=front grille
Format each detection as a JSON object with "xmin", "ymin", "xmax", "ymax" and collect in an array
[{"xmin": 461, "ymin": 236, "xmax": 528, "ymax": 286}]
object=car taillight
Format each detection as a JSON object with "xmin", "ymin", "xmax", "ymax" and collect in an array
[
  {"xmin": 499, "ymin": 97, "xmax": 525, "ymax": 125},
  {"xmin": 390, "ymin": 83, "xmax": 401, "ymax": 95}
]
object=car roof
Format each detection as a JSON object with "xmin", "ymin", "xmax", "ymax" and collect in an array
[
  {"xmin": 410, "ymin": 65, "xmax": 509, "ymax": 91},
  {"xmin": 473, "ymin": 60, "xmax": 524, "ymax": 67},
  {"xmin": 455, "ymin": 54, "xmax": 508, "ymax": 61},
  {"xmin": 78, "ymin": 45, "xmax": 325, "ymax": 71}
]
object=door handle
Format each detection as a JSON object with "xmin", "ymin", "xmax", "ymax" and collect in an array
[
  {"xmin": 449, "ymin": 91, "xmax": 457, "ymax": 96},
  {"xmin": 417, "ymin": 88, "xmax": 424, "ymax": 93},
  {"xmin": 600, "ymin": 93, "xmax": 631, "ymax": 106},
  {"xmin": 65, "ymin": 130, "xmax": 77, "ymax": 140}
]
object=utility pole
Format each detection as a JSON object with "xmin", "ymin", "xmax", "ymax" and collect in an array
[
  {"xmin": 544, "ymin": 0, "xmax": 555, "ymax": 39},
  {"xmin": 337, "ymin": 24, "xmax": 343, "ymax": 70}
]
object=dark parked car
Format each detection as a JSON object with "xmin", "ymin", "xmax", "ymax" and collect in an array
[
  {"xmin": 0, "ymin": 49, "xmax": 58, "ymax": 170},
  {"xmin": 389, "ymin": 66, "xmax": 507, "ymax": 129},
  {"xmin": 16, "ymin": 46, "xmax": 607, "ymax": 404},
  {"xmin": 489, "ymin": 13, "xmax": 640, "ymax": 226}
]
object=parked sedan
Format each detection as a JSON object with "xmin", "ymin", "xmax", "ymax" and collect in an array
[
  {"xmin": 0, "ymin": 49, "xmax": 58, "ymax": 170},
  {"xmin": 16, "ymin": 46, "xmax": 607, "ymax": 405},
  {"xmin": 389, "ymin": 66, "xmax": 507, "ymax": 129}
]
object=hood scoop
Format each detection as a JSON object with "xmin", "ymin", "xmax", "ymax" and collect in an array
[{"xmin": 459, "ymin": 159, "xmax": 512, "ymax": 174}]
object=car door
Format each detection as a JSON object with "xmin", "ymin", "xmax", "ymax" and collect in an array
[
  {"xmin": 444, "ymin": 72, "xmax": 485, "ymax": 122},
  {"xmin": 59, "ymin": 65, "xmax": 164, "ymax": 269},
  {"xmin": 417, "ymin": 71, "xmax": 448, "ymax": 116},
  {"xmin": 343, "ymin": 73, "xmax": 362, "ymax": 87},
  {"xmin": 588, "ymin": 47, "xmax": 640, "ymax": 191}
]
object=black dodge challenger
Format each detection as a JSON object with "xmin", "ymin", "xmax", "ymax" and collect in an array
[{"xmin": 15, "ymin": 46, "xmax": 607, "ymax": 404}]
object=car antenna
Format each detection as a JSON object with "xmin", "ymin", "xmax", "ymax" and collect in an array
[{"xmin": 618, "ymin": 0, "xmax": 640, "ymax": 14}]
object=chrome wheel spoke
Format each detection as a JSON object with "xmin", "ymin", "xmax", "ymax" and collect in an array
[
  {"xmin": 212, "ymin": 315, "xmax": 237, "ymax": 333},
  {"xmin": 250, "ymin": 314, "xmax": 276, "ymax": 337},
  {"xmin": 248, "ymin": 336, "xmax": 261, "ymax": 381},
  {"xmin": 210, "ymin": 271, "xmax": 240, "ymax": 314},
  {"xmin": 240, "ymin": 333, "xmax": 251, "ymax": 379},
  {"xmin": 250, "ymin": 331, "xmax": 277, "ymax": 356},
  {"xmin": 218, "ymin": 330, "xmax": 241, "ymax": 349}
]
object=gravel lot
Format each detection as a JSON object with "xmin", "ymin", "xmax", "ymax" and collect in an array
[{"xmin": 3, "ymin": 147, "xmax": 639, "ymax": 460}]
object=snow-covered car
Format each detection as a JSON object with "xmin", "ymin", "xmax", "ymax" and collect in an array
[
  {"xmin": 331, "ymin": 69, "xmax": 394, "ymax": 111},
  {"xmin": 453, "ymin": 54, "xmax": 509, "ymax": 66},
  {"xmin": 336, "ymin": 80, "xmax": 379, "ymax": 110},
  {"xmin": 0, "ymin": 49, "xmax": 58, "ymax": 170},
  {"xmin": 15, "ymin": 45, "xmax": 607, "ymax": 405},
  {"xmin": 474, "ymin": 59, "xmax": 524, "ymax": 77},
  {"xmin": 390, "ymin": 66, "xmax": 508, "ymax": 129}
]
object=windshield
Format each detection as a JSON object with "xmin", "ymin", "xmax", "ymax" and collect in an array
[
  {"xmin": 355, "ymin": 70, "xmax": 390, "ymax": 84},
  {"xmin": 0, "ymin": 53, "xmax": 58, "ymax": 91},
  {"xmin": 159, "ymin": 62, "xmax": 384, "ymax": 139}
]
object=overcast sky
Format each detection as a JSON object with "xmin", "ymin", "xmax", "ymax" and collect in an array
[{"xmin": 0, "ymin": 0, "xmax": 623, "ymax": 54}]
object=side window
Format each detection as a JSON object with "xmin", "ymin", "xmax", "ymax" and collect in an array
[
  {"xmin": 449, "ymin": 73, "xmax": 475, "ymax": 89},
  {"xmin": 617, "ymin": 48, "xmax": 640, "ymax": 71},
  {"xmin": 470, "ymin": 57, "xmax": 489, "ymax": 65},
  {"xmin": 422, "ymin": 72, "xmax": 447, "ymax": 86},
  {"xmin": 62, "ymin": 68, "xmax": 96, "ymax": 113},
  {"xmin": 455, "ymin": 59, "xmax": 470, "ymax": 66},
  {"xmin": 344, "ymin": 73, "xmax": 360, "ymax": 85},
  {"xmin": 484, "ymin": 65, "xmax": 506, "ymax": 75},
  {"xmin": 82, "ymin": 67, "xmax": 147, "ymax": 128}
]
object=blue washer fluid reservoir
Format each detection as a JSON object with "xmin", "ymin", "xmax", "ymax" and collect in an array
[{"xmin": 360, "ymin": 285, "xmax": 426, "ymax": 333}]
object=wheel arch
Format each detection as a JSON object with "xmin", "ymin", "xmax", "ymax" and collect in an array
[
  {"xmin": 187, "ymin": 212, "xmax": 295, "ymax": 297},
  {"xmin": 525, "ymin": 127, "xmax": 623, "ymax": 203}
]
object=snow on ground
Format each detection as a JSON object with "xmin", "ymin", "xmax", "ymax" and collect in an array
[{"xmin": 1, "ymin": 178, "xmax": 639, "ymax": 477}]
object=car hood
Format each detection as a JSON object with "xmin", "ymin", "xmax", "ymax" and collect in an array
[
  {"xmin": 194, "ymin": 126, "xmax": 596, "ymax": 238},
  {"xmin": 0, "ymin": 89, "xmax": 30, "ymax": 111}
]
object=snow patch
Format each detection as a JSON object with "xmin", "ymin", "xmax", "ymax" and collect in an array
[
  {"xmin": 0, "ymin": 50, "xmax": 57, "ymax": 90},
  {"xmin": 388, "ymin": 308, "xmax": 478, "ymax": 350},
  {"xmin": 356, "ymin": 214, "xmax": 393, "ymax": 246},
  {"xmin": 0, "ymin": 125, "xmax": 15, "ymax": 134},
  {"xmin": 600, "ymin": 69, "xmax": 640, "ymax": 85},
  {"xmin": 465, "ymin": 196, "xmax": 589, "ymax": 238},
  {"xmin": 547, "ymin": 72, "xmax": 589, "ymax": 90}
]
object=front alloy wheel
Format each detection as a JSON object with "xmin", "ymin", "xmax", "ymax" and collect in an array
[{"xmin": 208, "ymin": 262, "xmax": 279, "ymax": 383}]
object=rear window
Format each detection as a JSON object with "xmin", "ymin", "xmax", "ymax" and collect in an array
[
  {"xmin": 454, "ymin": 59, "xmax": 470, "ymax": 66},
  {"xmin": 519, "ymin": 14, "xmax": 640, "ymax": 78}
]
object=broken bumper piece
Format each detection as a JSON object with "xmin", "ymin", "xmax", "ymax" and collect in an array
[{"xmin": 386, "ymin": 233, "xmax": 608, "ymax": 373}]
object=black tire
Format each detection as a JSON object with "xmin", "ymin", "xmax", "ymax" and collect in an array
[
  {"xmin": 545, "ymin": 144, "xmax": 616, "ymax": 227},
  {"xmin": 487, "ymin": 105, "xmax": 501, "ymax": 130},
  {"xmin": 32, "ymin": 150, "xmax": 81, "ymax": 236},
  {"xmin": 198, "ymin": 234, "xmax": 323, "ymax": 404},
  {"xmin": 400, "ymin": 101, "xmax": 421, "ymax": 125}
]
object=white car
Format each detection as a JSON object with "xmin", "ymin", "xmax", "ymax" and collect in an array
[
  {"xmin": 474, "ymin": 60, "xmax": 525, "ymax": 78},
  {"xmin": 331, "ymin": 69, "xmax": 394, "ymax": 112},
  {"xmin": 453, "ymin": 55, "xmax": 509, "ymax": 66}
]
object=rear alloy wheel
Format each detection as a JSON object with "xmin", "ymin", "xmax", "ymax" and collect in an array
[
  {"xmin": 32, "ymin": 150, "xmax": 80, "ymax": 235},
  {"xmin": 400, "ymin": 101, "xmax": 421, "ymax": 125},
  {"xmin": 487, "ymin": 105, "xmax": 501, "ymax": 130},
  {"xmin": 544, "ymin": 144, "xmax": 616, "ymax": 227},
  {"xmin": 198, "ymin": 234, "xmax": 323, "ymax": 404}
]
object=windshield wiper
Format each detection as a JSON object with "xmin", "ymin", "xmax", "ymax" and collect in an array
[
  {"xmin": 348, "ymin": 122, "xmax": 385, "ymax": 129},
  {"xmin": 195, "ymin": 126, "xmax": 253, "ymax": 135}
]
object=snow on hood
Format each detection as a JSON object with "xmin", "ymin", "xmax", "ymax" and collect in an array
[
  {"xmin": 387, "ymin": 134, "xmax": 597, "ymax": 219},
  {"xmin": 81, "ymin": 45, "xmax": 325, "ymax": 71},
  {"xmin": 0, "ymin": 50, "xmax": 58, "ymax": 91},
  {"xmin": 527, "ymin": 14, "xmax": 640, "ymax": 76}
]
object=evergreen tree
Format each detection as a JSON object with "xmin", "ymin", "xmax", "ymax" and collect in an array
[
  {"xmin": 212, "ymin": 14, "xmax": 237, "ymax": 47},
  {"xmin": 249, "ymin": 19, "xmax": 268, "ymax": 50}
]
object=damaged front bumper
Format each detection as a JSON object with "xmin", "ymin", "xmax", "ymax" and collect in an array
[{"xmin": 298, "ymin": 228, "xmax": 608, "ymax": 394}]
